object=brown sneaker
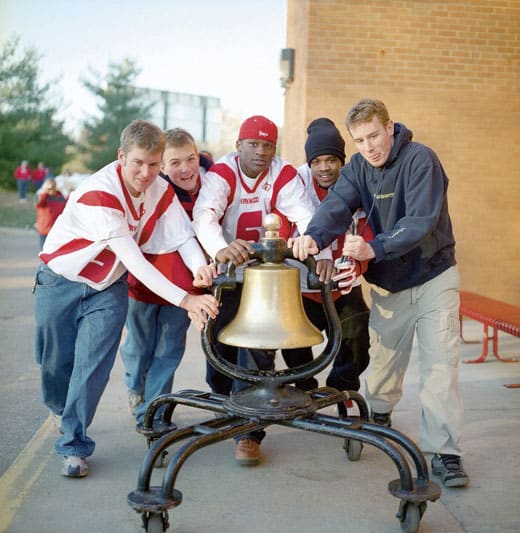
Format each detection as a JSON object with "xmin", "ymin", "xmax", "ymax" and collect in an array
[{"xmin": 235, "ymin": 438, "xmax": 261, "ymax": 466}]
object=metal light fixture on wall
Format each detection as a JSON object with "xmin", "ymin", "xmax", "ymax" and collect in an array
[{"xmin": 279, "ymin": 48, "xmax": 295, "ymax": 90}]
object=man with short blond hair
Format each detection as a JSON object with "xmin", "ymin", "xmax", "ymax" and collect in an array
[{"xmin": 35, "ymin": 120, "xmax": 218, "ymax": 478}]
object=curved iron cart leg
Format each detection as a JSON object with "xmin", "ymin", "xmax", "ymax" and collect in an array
[
  {"xmin": 284, "ymin": 417, "xmax": 439, "ymax": 533},
  {"xmin": 301, "ymin": 391, "xmax": 436, "ymax": 488},
  {"xmin": 281, "ymin": 415, "xmax": 440, "ymax": 507},
  {"xmin": 285, "ymin": 386, "xmax": 440, "ymax": 532},
  {"xmin": 136, "ymin": 390, "xmax": 231, "ymax": 446},
  {"xmin": 359, "ymin": 423, "xmax": 431, "ymax": 485},
  {"xmin": 128, "ymin": 416, "xmax": 269, "ymax": 525}
]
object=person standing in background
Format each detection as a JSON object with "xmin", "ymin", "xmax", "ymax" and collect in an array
[
  {"xmin": 32, "ymin": 162, "xmax": 48, "ymax": 193},
  {"xmin": 34, "ymin": 177, "xmax": 66, "ymax": 249},
  {"xmin": 14, "ymin": 160, "xmax": 31, "ymax": 203}
]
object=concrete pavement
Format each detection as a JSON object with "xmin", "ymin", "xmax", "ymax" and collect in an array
[{"xmin": 1, "ymin": 226, "xmax": 519, "ymax": 533}]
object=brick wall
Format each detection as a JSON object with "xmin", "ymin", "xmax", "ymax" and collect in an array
[{"xmin": 282, "ymin": 0, "xmax": 520, "ymax": 305}]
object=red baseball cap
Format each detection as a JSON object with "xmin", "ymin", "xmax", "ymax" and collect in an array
[{"xmin": 238, "ymin": 115, "xmax": 278, "ymax": 144}]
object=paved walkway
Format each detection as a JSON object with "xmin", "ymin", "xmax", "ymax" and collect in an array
[{"xmin": 1, "ymin": 227, "xmax": 519, "ymax": 533}]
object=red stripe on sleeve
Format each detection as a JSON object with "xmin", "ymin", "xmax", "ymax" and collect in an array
[
  {"xmin": 40, "ymin": 238, "xmax": 94, "ymax": 264},
  {"xmin": 138, "ymin": 187, "xmax": 176, "ymax": 246},
  {"xmin": 270, "ymin": 164, "xmax": 297, "ymax": 210},
  {"xmin": 77, "ymin": 191, "xmax": 125, "ymax": 213},
  {"xmin": 211, "ymin": 163, "xmax": 236, "ymax": 206}
]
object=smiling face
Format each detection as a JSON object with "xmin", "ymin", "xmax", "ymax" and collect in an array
[
  {"xmin": 236, "ymin": 139, "xmax": 277, "ymax": 178},
  {"xmin": 118, "ymin": 146, "xmax": 163, "ymax": 197},
  {"xmin": 349, "ymin": 115, "xmax": 394, "ymax": 168},
  {"xmin": 162, "ymin": 142, "xmax": 200, "ymax": 194},
  {"xmin": 310, "ymin": 155, "xmax": 343, "ymax": 188}
]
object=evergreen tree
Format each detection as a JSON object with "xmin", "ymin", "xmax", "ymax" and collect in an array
[
  {"xmin": 0, "ymin": 37, "xmax": 73, "ymax": 189},
  {"xmin": 81, "ymin": 58, "xmax": 153, "ymax": 171}
]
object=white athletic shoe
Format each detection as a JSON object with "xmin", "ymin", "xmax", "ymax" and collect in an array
[
  {"xmin": 127, "ymin": 390, "xmax": 144, "ymax": 415},
  {"xmin": 62, "ymin": 456, "xmax": 88, "ymax": 478}
]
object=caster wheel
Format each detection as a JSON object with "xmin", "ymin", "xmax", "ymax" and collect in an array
[
  {"xmin": 399, "ymin": 502, "xmax": 426, "ymax": 533},
  {"xmin": 343, "ymin": 438, "xmax": 363, "ymax": 461},
  {"xmin": 146, "ymin": 512, "xmax": 167, "ymax": 533}
]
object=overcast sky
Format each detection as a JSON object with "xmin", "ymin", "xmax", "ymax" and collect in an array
[{"xmin": 0, "ymin": 0, "xmax": 287, "ymax": 135}]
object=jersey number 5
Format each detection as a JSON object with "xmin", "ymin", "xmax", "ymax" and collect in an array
[{"xmin": 236, "ymin": 210, "xmax": 262, "ymax": 242}]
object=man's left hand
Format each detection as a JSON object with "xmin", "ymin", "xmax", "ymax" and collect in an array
[{"xmin": 342, "ymin": 235, "xmax": 375, "ymax": 261}]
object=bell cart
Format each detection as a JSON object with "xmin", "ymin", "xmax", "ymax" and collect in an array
[{"xmin": 127, "ymin": 214, "xmax": 440, "ymax": 533}]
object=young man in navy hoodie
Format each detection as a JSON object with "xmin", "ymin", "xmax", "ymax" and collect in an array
[{"xmin": 290, "ymin": 99, "xmax": 469, "ymax": 488}]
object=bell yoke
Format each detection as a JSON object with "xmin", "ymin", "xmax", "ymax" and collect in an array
[{"xmin": 128, "ymin": 214, "xmax": 441, "ymax": 533}]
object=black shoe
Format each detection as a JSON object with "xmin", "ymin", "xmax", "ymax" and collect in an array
[
  {"xmin": 326, "ymin": 376, "xmax": 360, "ymax": 392},
  {"xmin": 431, "ymin": 454, "xmax": 469, "ymax": 487},
  {"xmin": 371, "ymin": 411, "xmax": 392, "ymax": 427},
  {"xmin": 294, "ymin": 377, "xmax": 319, "ymax": 392}
]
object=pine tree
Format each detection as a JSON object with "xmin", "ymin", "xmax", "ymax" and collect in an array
[
  {"xmin": 81, "ymin": 58, "xmax": 153, "ymax": 171},
  {"xmin": 0, "ymin": 36, "xmax": 73, "ymax": 189}
]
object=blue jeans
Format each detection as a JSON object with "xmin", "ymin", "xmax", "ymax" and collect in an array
[
  {"xmin": 120, "ymin": 298, "xmax": 190, "ymax": 423},
  {"xmin": 32, "ymin": 179, "xmax": 44, "ymax": 192},
  {"xmin": 34, "ymin": 263, "xmax": 128, "ymax": 457},
  {"xmin": 16, "ymin": 180, "xmax": 30, "ymax": 200}
]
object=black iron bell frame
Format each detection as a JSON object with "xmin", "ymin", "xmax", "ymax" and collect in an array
[{"xmin": 127, "ymin": 236, "xmax": 440, "ymax": 533}]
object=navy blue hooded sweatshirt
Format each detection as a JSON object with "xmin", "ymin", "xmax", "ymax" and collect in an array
[{"xmin": 305, "ymin": 122, "xmax": 456, "ymax": 293}]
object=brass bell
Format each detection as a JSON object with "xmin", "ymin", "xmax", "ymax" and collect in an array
[{"xmin": 218, "ymin": 214, "xmax": 323, "ymax": 350}]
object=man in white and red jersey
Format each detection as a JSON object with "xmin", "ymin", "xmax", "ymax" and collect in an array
[
  {"xmin": 282, "ymin": 118, "xmax": 372, "ymax": 394},
  {"xmin": 120, "ymin": 127, "xmax": 211, "ymax": 422},
  {"xmin": 192, "ymin": 115, "xmax": 332, "ymax": 466},
  {"xmin": 34, "ymin": 120, "xmax": 219, "ymax": 479}
]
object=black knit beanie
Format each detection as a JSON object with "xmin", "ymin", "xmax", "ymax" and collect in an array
[{"xmin": 304, "ymin": 118, "xmax": 346, "ymax": 166}]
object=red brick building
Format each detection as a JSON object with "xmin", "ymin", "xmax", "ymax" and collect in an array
[{"xmin": 282, "ymin": 0, "xmax": 520, "ymax": 305}]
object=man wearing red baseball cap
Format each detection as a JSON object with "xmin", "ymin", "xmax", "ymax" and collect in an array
[{"xmin": 193, "ymin": 115, "xmax": 332, "ymax": 466}]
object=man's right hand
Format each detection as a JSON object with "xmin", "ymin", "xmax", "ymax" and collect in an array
[
  {"xmin": 181, "ymin": 293, "xmax": 219, "ymax": 331},
  {"xmin": 215, "ymin": 239, "xmax": 255, "ymax": 266},
  {"xmin": 288, "ymin": 235, "xmax": 319, "ymax": 261}
]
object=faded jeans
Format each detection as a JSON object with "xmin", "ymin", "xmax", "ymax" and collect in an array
[
  {"xmin": 119, "ymin": 298, "xmax": 190, "ymax": 423},
  {"xmin": 16, "ymin": 179, "xmax": 30, "ymax": 200},
  {"xmin": 34, "ymin": 263, "xmax": 128, "ymax": 457}
]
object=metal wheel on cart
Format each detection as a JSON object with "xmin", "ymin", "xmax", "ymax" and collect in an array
[
  {"xmin": 145, "ymin": 512, "xmax": 167, "ymax": 533},
  {"xmin": 343, "ymin": 438, "xmax": 363, "ymax": 461},
  {"xmin": 399, "ymin": 501, "xmax": 427, "ymax": 533}
]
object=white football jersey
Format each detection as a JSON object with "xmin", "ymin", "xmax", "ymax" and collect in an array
[
  {"xmin": 293, "ymin": 164, "xmax": 368, "ymax": 293},
  {"xmin": 193, "ymin": 152, "xmax": 314, "ymax": 259},
  {"xmin": 40, "ymin": 161, "xmax": 195, "ymax": 291}
]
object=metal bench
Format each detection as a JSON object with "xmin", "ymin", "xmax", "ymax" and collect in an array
[{"xmin": 459, "ymin": 291, "xmax": 520, "ymax": 387}]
